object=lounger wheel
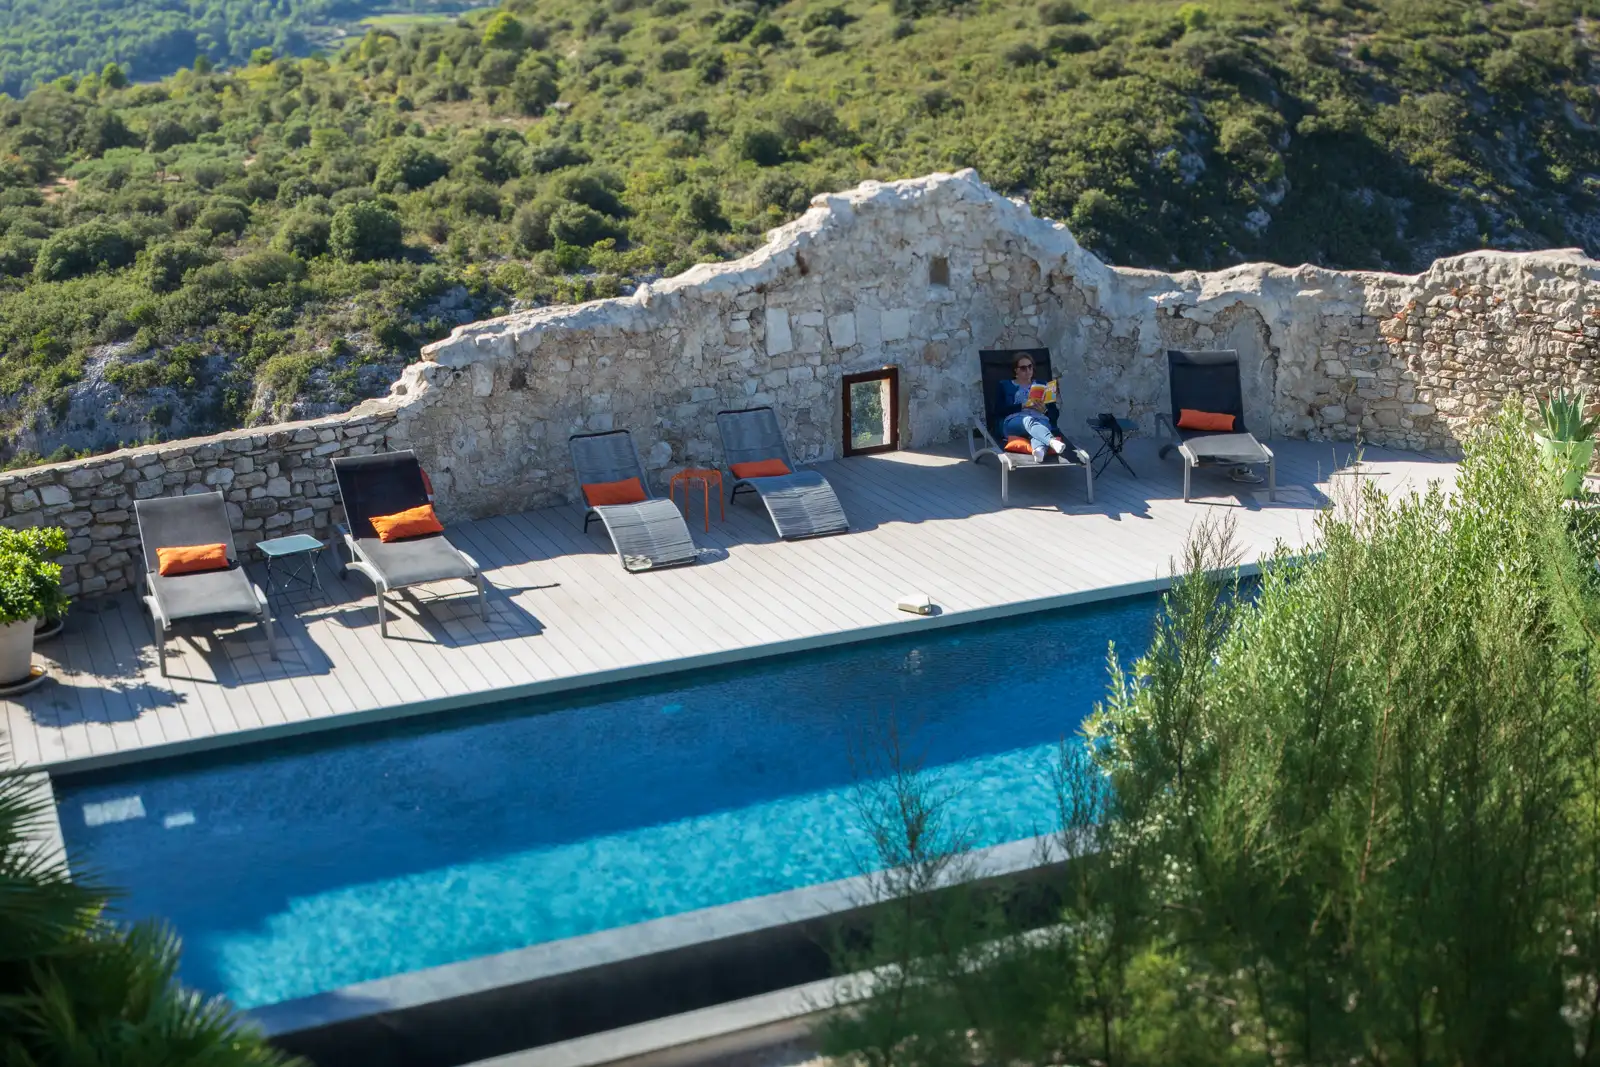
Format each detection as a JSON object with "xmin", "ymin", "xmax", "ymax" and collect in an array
[{"xmin": 1158, "ymin": 443, "xmax": 1175, "ymax": 460}]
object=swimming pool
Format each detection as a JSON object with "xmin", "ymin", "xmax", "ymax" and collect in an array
[{"xmin": 55, "ymin": 593, "xmax": 1157, "ymax": 1009}]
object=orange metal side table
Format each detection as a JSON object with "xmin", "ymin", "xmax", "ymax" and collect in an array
[{"xmin": 668, "ymin": 468, "xmax": 724, "ymax": 532}]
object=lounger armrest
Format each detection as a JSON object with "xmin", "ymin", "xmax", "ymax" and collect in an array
[
  {"xmin": 457, "ymin": 550, "xmax": 480, "ymax": 576},
  {"xmin": 252, "ymin": 582, "xmax": 269, "ymax": 617},
  {"xmin": 969, "ymin": 418, "xmax": 1001, "ymax": 460}
]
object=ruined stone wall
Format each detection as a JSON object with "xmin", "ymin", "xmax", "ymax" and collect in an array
[
  {"xmin": 0, "ymin": 409, "xmax": 397, "ymax": 599},
  {"xmin": 397, "ymin": 170, "xmax": 1600, "ymax": 518},
  {"xmin": 3, "ymin": 169, "xmax": 1597, "ymax": 601}
]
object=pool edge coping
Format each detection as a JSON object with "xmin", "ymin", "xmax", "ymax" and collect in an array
[
  {"xmin": 244, "ymin": 832, "xmax": 1060, "ymax": 1038},
  {"xmin": 35, "ymin": 564, "xmax": 1261, "ymax": 779}
]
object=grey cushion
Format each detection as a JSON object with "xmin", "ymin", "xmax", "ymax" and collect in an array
[
  {"xmin": 148, "ymin": 567, "xmax": 262, "ymax": 623},
  {"xmin": 1181, "ymin": 431, "xmax": 1271, "ymax": 464},
  {"xmin": 354, "ymin": 535, "xmax": 475, "ymax": 588}
]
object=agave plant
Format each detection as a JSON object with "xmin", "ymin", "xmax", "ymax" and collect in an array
[{"xmin": 1531, "ymin": 388, "xmax": 1600, "ymax": 441}]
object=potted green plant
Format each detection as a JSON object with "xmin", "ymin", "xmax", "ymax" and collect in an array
[
  {"xmin": 1530, "ymin": 389, "xmax": 1599, "ymax": 497},
  {"xmin": 0, "ymin": 526, "xmax": 68, "ymax": 685}
]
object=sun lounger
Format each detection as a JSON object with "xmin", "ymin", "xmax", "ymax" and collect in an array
[
  {"xmin": 332, "ymin": 451, "xmax": 487, "ymax": 637},
  {"xmin": 1156, "ymin": 349, "xmax": 1275, "ymax": 501},
  {"xmin": 135, "ymin": 491, "xmax": 275, "ymax": 676},
  {"xmin": 716, "ymin": 406, "xmax": 848, "ymax": 540},
  {"xmin": 570, "ymin": 430, "xmax": 698, "ymax": 572},
  {"xmin": 968, "ymin": 348, "xmax": 1093, "ymax": 505}
]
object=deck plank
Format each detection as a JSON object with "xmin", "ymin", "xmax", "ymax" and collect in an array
[{"xmin": 0, "ymin": 440, "xmax": 1457, "ymax": 773}]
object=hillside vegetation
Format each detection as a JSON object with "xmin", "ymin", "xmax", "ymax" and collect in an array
[
  {"xmin": 0, "ymin": 0, "xmax": 1596, "ymax": 462},
  {"xmin": 0, "ymin": 0, "xmax": 467, "ymax": 98}
]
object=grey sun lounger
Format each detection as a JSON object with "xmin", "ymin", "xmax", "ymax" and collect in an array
[
  {"xmin": 135, "ymin": 491, "xmax": 275, "ymax": 676},
  {"xmin": 1156, "ymin": 349, "xmax": 1275, "ymax": 502},
  {"xmin": 716, "ymin": 406, "xmax": 849, "ymax": 540},
  {"xmin": 570, "ymin": 430, "xmax": 698, "ymax": 573},
  {"xmin": 968, "ymin": 348, "xmax": 1093, "ymax": 505},
  {"xmin": 333, "ymin": 451, "xmax": 487, "ymax": 637}
]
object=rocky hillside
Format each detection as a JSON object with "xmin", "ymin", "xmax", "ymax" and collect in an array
[{"xmin": 0, "ymin": 0, "xmax": 1595, "ymax": 463}]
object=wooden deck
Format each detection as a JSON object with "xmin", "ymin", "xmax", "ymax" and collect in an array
[{"xmin": 1, "ymin": 438, "xmax": 1456, "ymax": 774}]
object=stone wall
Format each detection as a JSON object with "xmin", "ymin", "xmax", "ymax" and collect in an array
[
  {"xmin": 398, "ymin": 170, "xmax": 1600, "ymax": 518},
  {"xmin": 0, "ymin": 410, "xmax": 397, "ymax": 599},
  {"xmin": 4, "ymin": 169, "xmax": 1598, "ymax": 601}
]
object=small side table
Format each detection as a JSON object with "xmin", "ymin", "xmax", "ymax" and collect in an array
[
  {"xmin": 258, "ymin": 533, "xmax": 326, "ymax": 597},
  {"xmin": 669, "ymin": 468, "xmax": 724, "ymax": 532},
  {"xmin": 1086, "ymin": 416, "xmax": 1139, "ymax": 478}
]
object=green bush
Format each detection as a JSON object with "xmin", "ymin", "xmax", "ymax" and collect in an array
[
  {"xmin": 374, "ymin": 141, "xmax": 450, "ymax": 192},
  {"xmin": 33, "ymin": 220, "xmax": 139, "ymax": 281},
  {"xmin": 329, "ymin": 200, "xmax": 404, "ymax": 262},
  {"xmin": 140, "ymin": 240, "xmax": 213, "ymax": 291},
  {"xmin": 548, "ymin": 202, "xmax": 617, "ymax": 245},
  {"xmin": 823, "ymin": 411, "xmax": 1600, "ymax": 1067},
  {"xmin": 195, "ymin": 198, "xmax": 250, "ymax": 238},
  {"xmin": 734, "ymin": 123, "xmax": 786, "ymax": 165},
  {"xmin": 482, "ymin": 11, "xmax": 526, "ymax": 49}
]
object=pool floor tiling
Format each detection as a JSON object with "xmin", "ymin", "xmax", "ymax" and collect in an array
[{"xmin": 1, "ymin": 438, "xmax": 1456, "ymax": 772}]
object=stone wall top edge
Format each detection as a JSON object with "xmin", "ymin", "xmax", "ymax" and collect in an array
[{"xmin": 0, "ymin": 402, "xmax": 399, "ymax": 484}]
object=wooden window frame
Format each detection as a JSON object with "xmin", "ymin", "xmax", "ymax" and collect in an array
[{"xmin": 842, "ymin": 366, "xmax": 900, "ymax": 457}]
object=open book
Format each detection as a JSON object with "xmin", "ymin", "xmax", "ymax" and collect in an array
[{"xmin": 1028, "ymin": 380, "xmax": 1059, "ymax": 406}]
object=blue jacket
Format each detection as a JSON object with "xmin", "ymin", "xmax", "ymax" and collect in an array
[{"xmin": 994, "ymin": 379, "xmax": 1057, "ymax": 434}]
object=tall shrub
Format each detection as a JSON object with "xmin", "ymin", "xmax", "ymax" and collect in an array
[{"xmin": 825, "ymin": 409, "xmax": 1600, "ymax": 1067}]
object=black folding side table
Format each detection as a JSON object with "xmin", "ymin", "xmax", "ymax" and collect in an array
[{"xmin": 1085, "ymin": 416, "xmax": 1138, "ymax": 478}]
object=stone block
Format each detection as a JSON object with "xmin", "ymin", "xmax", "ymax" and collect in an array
[
  {"xmin": 764, "ymin": 308, "xmax": 793, "ymax": 355},
  {"xmin": 61, "ymin": 468, "xmax": 103, "ymax": 489},
  {"xmin": 204, "ymin": 467, "xmax": 236, "ymax": 487},
  {"xmin": 10, "ymin": 489, "xmax": 39, "ymax": 512},
  {"xmin": 39, "ymin": 484, "xmax": 71, "ymax": 507},
  {"xmin": 827, "ymin": 312, "xmax": 857, "ymax": 349}
]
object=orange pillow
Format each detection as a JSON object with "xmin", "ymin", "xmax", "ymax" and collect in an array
[
  {"xmin": 583, "ymin": 477, "xmax": 647, "ymax": 507},
  {"xmin": 157, "ymin": 543, "xmax": 229, "ymax": 577},
  {"xmin": 1004, "ymin": 436, "xmax": 1035, "ymax": 454},
  {"xmin": 731, "ymin": 459, "xmax": 792, "ymax": 479},
  {"xmin": 370, "ymin": 503, "xmax": 445, "ymax": 542},
  {"xmin": 1177, "ymin": 409, "xmax": 1236, "ymax": 432}
]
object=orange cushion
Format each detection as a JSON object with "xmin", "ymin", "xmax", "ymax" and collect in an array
[
  {"xmin": 1004, "ymin": 436, "xmax": 1035, "ymax": 454},
  {"xmin": 370, "ymin": 503, "xmax": 445, "ymax": 542},
  {"xmin": 1177, "ymin": 409, "xmax": 1236, "ymax": 432},
  {"xmin": 582, "ymin": 477, "xmax": 647, "ymax": 507},
  {"xmin": 156, "ymin": 543, "xmax": 229, "ymax": 577},
  {"xmin": 731, "ymin": 459, "xmax": 792, "ymax": 479}
]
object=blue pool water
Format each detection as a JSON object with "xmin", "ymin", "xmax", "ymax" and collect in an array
[{"xmin": 56, "ymin": 594, "xmax": 1158, "ymax": 1009}]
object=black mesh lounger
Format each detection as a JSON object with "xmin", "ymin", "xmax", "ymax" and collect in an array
[
  {"xmin": 1155, "ymin": 349, "xmax": 1276, "ymax": 502},
  {"xmin": 134, "ymin": 491, "xmax": 275, "ymax": 677},
  {"xmin": 332, "ymin": 451, "xmax": 487, "ymax": 637},
  {"xmin": 968, "ymin": 348, "xmax": 1093, "ymax": 506},
  {"xmin": 716, "ymin": 407, "xmax": 849, "ymax": 540},
  {"xmin": 569, "ymin": 430, "xmax": 698, "ymax": 573}
]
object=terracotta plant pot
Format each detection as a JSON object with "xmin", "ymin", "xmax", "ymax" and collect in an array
[
  {"xmin": 1535, "ymin": 434, "xmax": 1596, "ymax": 498},
  {"xmin": 0, "ymin": 617, "xmax": 36, "ymax": 686}
]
